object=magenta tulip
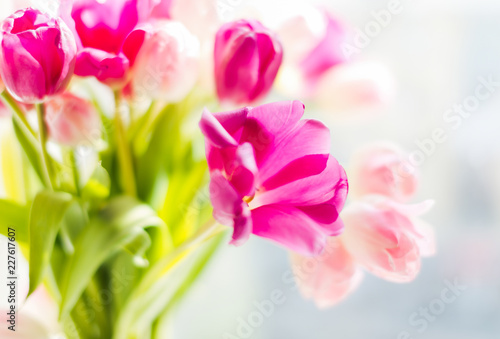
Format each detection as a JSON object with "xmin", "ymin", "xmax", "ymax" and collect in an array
[
  {"xmin": 67, "ymin": 0, "xmax": 152, "ymax": 85},
  {"xmin": 0, "ymin": 8, "xmax": 77, "ymax": 103},
  {"xmin": 214, "ymin": 20, "xmax": 283, "ymax": 106},
  {"xmin": 200, "ymin": 101, "xmax": 348, "ymax": 255}
]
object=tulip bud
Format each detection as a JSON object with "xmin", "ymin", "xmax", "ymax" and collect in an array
[
  {"xmin": 131, "ymin": 20, "xmax": 200, "ymax": 103},
  {"xmin": 214, "ymin": 20, "xmax": 283, "ymax": 106},
  {"xmin": 44, "ymin": 93, "xmax": 101, "ymax": 147},
  {"xmin": 0, "ymin": 8, "xmax": 77, "ymax": 103}
]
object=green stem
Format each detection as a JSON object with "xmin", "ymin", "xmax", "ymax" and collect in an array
[
  {"xmin": 114, "ymin": 92, "xmax": 137, "ymax": 197},
  {"xmin": 36, "ymin": 103, "xmax": 56, "ymax": 190},
  {"xmin": 0, "ymin": 90, "xmax": 35, "ymax": 136},
  {"xmin": 70, "ymin": 149, "xmax": 81, "ymax": 196}
]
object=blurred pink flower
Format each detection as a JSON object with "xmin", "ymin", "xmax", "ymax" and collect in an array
[
  {"xmin": 299, "ymin": 12, "xmax": 349, "ymax": 86},
  {"xmin": 314, "ymin": 61, "xmax": 396, "ymax": 114},
  {"xmin": 275, "ymin": 3, "xmax": 328, "ymax": 65},
  {"xmin": 0, "ymin": 8, "xmax": 77, "ymax": 103},
  {"xmin": 291, "ymin": 196, "xmax": 435, "ymax": 307},
  {"xmin": 200, "ymin": 100, "xmax": 348, "ymax": 255},
  {"xmin": 342, "ymin": 196, "xmax": 435, "ymax": 282},
  {"xmin": 130, "ymin": 20, "xmax": 199, "ymax": 102},
  {"xmin": 214, "ymin": 20, "xmax": 283, "ymax": 106},
  {"xmin": 66, "ymin": 0, "xmax": 158, "ymax": 86},
  {"xmin": 290, "ymin": 238, "xmax": 363, "ymax": 309},
  {"xmin": 350, "ymin": 142, "xmax": 418, "ymax": 202},
  {"xmin": 45, "ymin": 93, "xmax": 100, "ymax": 147}
]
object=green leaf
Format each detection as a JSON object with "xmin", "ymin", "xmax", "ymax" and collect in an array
[
  {"xmin": 29, "ymin": 190, "xmax": 74, "ymax": 295},
  {"xmin": 59, "ymin": 196, "xmax": 165, "ymax": 317},
  {"xmin": 114, "ymin": 230, "xmax": 226, "ymax": 339},
  {"xmin": 12, "ymin": 116, "xmax": 46, "ymax": 186},
  {"xmin": 0, "ymin": 199, "xmax": 29, "ymax": 243}
]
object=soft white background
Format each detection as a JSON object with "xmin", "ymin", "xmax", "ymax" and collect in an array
[{"xmin": 174, "ymin": 0, "xmax": 500, "ymax": 338}]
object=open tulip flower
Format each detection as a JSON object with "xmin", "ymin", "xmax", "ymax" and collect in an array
[
  {"xmin": 200, "ymin": 100, "xmax": 348, "ymax": 255},
  {"xmin": 0, "ymin": 2, "xmax": 435, "ymax": 338}
]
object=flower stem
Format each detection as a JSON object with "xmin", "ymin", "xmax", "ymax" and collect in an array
[
  {"xmin": 114, "ymin": 91, "xmax": 137, "ymax": 197},
  {"xmin": 0, "ymin": 90, "xmax": 35, "ymax": 136},
  {"xmin": 35, "ymin": 103, "xmax": 56, "ymax": 190},
  {"xmin": 70, "ymin": 149, "xmax": 81, "ymax": 196}
]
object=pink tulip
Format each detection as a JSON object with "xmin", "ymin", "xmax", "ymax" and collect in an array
[
  {"xmin": 299, "ymin": 12, "xmax": 348, "ymax": 85},
  {"xmin": 341, "ymin": 196, "xmax": 435, "ymax": 282},
  {"xmin": 275, "ymin": 10, "xmax": 350, "ymax": 98},
  {"xmin": 275, "ymin": 4, "xmax": 328, "ymax": 65},
  {"xmin": 44, "ymin": 93, "xmax": 101, "ymax": 147},
  {"xmin": 71, "ymin": 0, "xmax": 140, "ymax": 54},
  {"xmin": 131, "ymin": 20, "xmax": 199, "ymax": 102},
  {"xmin": 67, "ymin": 0, "xmax": 153, "ymax": 86},
  {"xmin": 200, "ymin": 100, "xmax": 348, "ymax": 255},
  {"xmin": 314, "ymin": 61, "xmax": 396, "ymax": 114},
  {"xmin": 290, "ymin": 238, "xmax": 363, "ymax": 308},
  {"xmin": 214, "ymin": 20, "xmax": 283, "ymax": 106},
  {"xmin": 350, "ymin": 143, "xmax": 418, "ymax": 202},
  {"xmin": 0, "ymin": 8, "xmax": 77, "ymax": 103}
]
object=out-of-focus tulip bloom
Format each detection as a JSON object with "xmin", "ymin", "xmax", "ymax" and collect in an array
[
  {"xmin": 290, "ymin": 238, "xmax": 363, "ymax": 308},
  {"xmin": 45, "ymin": 93, "xmax": 101, "ymax": 147},
  {"xmin": 199, "ymin": 100, "xmax": 348, "ymax": 255},
  {"xmin": 67, "ymin": 0, "xmax": 152, "ymax": 86},
  {"xmin": 0, "ymin": 8, "xmax": 77, "ymax": 103},
  {"xmin": 314, "ymin": 61, "xmax": 396, "ymax": 114},
  {"xmin": 275, "ymin": 3, "xmax": 327, "ymax": 65},
  {"xmin": 131, "ymin": 21, "xmax": 199, "ymax": 102},
  {"xmin": 214, "ymin": 20, "xmax": 283, "ymax": 106},
  {"xmin": 349, "ymin": 143, "xmax": 418, "ymax": 202},
  {"xmin": 275, "ymin": 10, "xmax": 349, "ymax": 98},
  {"xmin": 341, "ymin": 196, "xmax": 435, "ymax": 282},
  {"xmin": 300, "ymin": 12, "xmax": 348, "ymax": 85},
  {"xmin": 170, "ymin": 0, "xmax": 220, "ymax": 40}
]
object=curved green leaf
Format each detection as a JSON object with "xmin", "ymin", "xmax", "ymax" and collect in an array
[
  {"xmin": 59, "ymin": 196, "xmax": 166, "ymax": 317},
  {"xmin": 114, "ymin": 227, "xmax": 226, "ymax": 339},
  {"xmin": 29, "ymin": 190, "xmax": 74, "ymax": 295},
  {"xmin": 0, "ymin": 199, "xmax": 29, "ymax": 243}
]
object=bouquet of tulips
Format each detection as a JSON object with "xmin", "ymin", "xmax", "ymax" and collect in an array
[{"xmin": 0, "ymin": 1, "xmax": 435, "ymax": 338}]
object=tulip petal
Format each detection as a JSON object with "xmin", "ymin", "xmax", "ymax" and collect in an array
[
  {"xmin": 253, "ymin": 155, "xmax": 348, "ymax": 207},
  {"xmin": 200, "ymin": 108, "xmax": 238, "ymax": 148},
  {"xmin": 0, "ymin": 32, "xmax": 47, "ymax": 102},
  {"xmin": 251, "ymin": 204, "xmax": 327, "ymax": 256},
  {"xmin": 75, "ymin": 48, "xmax": 129, "ymax": 84},
  {"xmin": 209, "ymin": 171, "xmax": 252, "ymax": 245},
  {"xmin": 221, "ymin": 143, "xmax": 257, "ymax": 197}
]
